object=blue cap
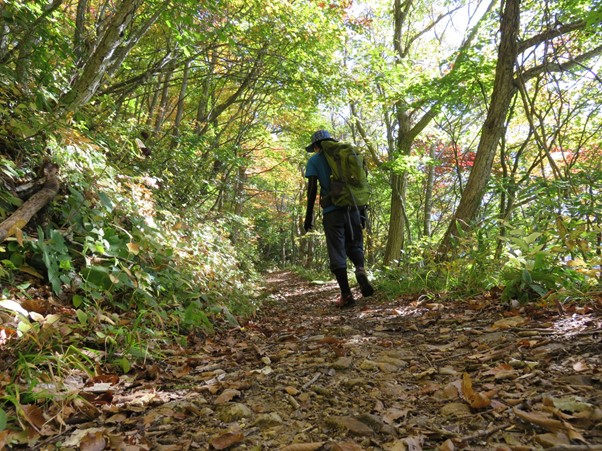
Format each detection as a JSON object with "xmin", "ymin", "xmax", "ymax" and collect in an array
[{"xmin": 305, "ymin": 130, "xmax": 335, "ymax": 152}]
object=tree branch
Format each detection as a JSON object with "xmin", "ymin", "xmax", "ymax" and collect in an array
[
  {"xmin": 521, "ymin": 44, "xmax": 602, "ymax": 81},
  {"xmin": 518, "ymin": 20, "xmax": 587, "ymax": 54}
]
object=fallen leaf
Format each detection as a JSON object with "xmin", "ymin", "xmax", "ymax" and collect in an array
[
  {"xmin": 0, "ymin": 430, "xmax": 9, "ymax": 449},
  {"xmin": 566, "ymin": 427, "xmax": 586, "ymax": 443},
  {"xmin": 534, "ymin": 432, "xmax": 570, "ymax": 447},
  {"xmin": 63, "ymin": 428, "xmax": 107, "ymax": 447},
  {"xmin": 326, "ymin": 416, "xmax": 373, "ymax": 436},
  {"xmin": 482, "ymin": 363, "xmax": 517, "ymax": 380},
  {"xmin": 210, "ymin": 431, "xmax": 244, "ymax": 449},
  {"xmin": 215, "ymin": 389, "xmax": 241, "ymax": 405},
  {"xmin": 0, "ymin": 326, "xmax": 17, "ymax": 345},
  {"xmin": 438, "ymin": 439, "xmax": 455, "ymax": 451},
  {"xmin": 513, "ymin": 408, "xmax": 564, "ymax": 432},
  {"xmin": 21, "ymin": 404, "xmax": 46, "ymax": 430},
  {"xmin": 280, "ymin": 443, "xmax": 325, "ymax": 451},
  {"xmin": 403, "ymin": 435, "xmax": 424, "ymax": 451},
  {"xmin": 174, "ymin": 365, "xmax": 192, "ymax": 378},
  {"xmin": 80, "ymin": 430, "xmax": 106, "ymax": 451},
  {"xmin": 491, "ymin": 316, "xmax": 525, "ymax": 330},
  {"xmin": 0, "ymin": 300, "xmax": 28, "ymax": 316},
  {"xmin": 29, "ymin": 311, "xmax": 46, "ymax": 322},
  {"xmin": 332, "ymin": 441, "xmax": 364, "ymax": 450},
  {"xmin": 383, "ymin": 407, "xmax": 409, "ymax": 424},
  {"xmin": 461, "ymin": 373, "xmax": 490, "ymax": 409}
]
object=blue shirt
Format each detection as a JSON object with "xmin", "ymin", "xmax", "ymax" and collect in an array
[{"xmin": 306, "ymin": 151, "xmax": 338, "ymax": 214}]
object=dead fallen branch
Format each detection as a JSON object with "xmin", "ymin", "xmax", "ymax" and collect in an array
[{"xmin": 0, "ymin": 163, "xmax": 60, "ymax": 243}]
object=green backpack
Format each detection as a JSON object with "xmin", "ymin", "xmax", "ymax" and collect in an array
[{"xmin": 321, "ymin": 140, "xmax": 371, "ymax": 208}]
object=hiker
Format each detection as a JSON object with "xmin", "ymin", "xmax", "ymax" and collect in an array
[{"xmin": 303, "ymin": 129, "xmax": 374, "ymax": 308}]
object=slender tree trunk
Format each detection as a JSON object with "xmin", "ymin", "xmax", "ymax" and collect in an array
[
  {"xmin": 154, "ymin": 67, "xmax": 174, "ymax": 134},
  {"xmin": 146, "ymin": 76, "xmax": 162, "ymax": 128},
  {"xmin": 383, "ymin": 103, "xmax": 415, "ymax": 265},
  {"xmin": 438, "ymin": 0, "xmax": 520, "ymax": 257},
  {"xmin": 195, "ymin": 51, "xmax": 218, "ymax": 134},
  {"xmin": 234, "ymin": 165, "xmax": 247, "ymax": 216},
  {"xmin": 173, "ymin": 59, "xmax": 191, "ymax": 141},
  {"xmin": 423, "ymin": 142, "xmax": 436, "ymax": 237},
  {"xmin": 74, "ymin": 0, "xmax": 89, "ymax": 64},
  {"xmin": 0, "ymin": 5, "xmax": 9, "ymax": 60}
]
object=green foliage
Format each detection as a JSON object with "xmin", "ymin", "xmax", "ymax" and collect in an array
[
  {"xmin": 0, "ymin": 407, "xmax": 6, "ymax": 431},
  {"xmin": 30, "ymin": 228, "xmax": 72, "ymax": 294}
]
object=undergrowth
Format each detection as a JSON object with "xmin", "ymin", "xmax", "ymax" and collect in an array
[{"xmin": 0, "ymin": 130, "xmax": 261, "ymax": 437}]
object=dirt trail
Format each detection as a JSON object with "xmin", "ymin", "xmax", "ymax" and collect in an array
[{"xmin": 32, "ymin": 271, "xmax": 602, "ymax": 450}]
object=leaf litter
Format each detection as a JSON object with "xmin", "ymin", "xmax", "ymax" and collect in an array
[{"xmin": 1, "ymin": 270, "xmax": 601, "ymax": 450}]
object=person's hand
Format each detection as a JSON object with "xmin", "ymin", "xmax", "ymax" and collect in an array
[
  {"xmin": 304, "ymin": 216, "xmax": 313, "ymax": 232},
  {"xmin": 360, "ymin": 208, "xmax": 367, "ymax": 229}
]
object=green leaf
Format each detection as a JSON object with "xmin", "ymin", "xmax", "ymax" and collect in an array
[
  {"xmin": 17, "ymin": 320, "xmax": 32, "ymax": 333},
  {"xmin": 114, "ymin": 357, "xmax": 132, "ymax": 374},
  {"xmin": 81, "ymin": 265, "xmax": 112, "ymax": 290},
  {"xmin": 72, "ymin": 295, "xmax": 83, "ymax": 308},
  {"xmin": 530, "ymin": 283, "xmax": 549, "ymax": 297},
  {"xmin": 98, "ymin": 191, "xmax": 114, "ymax": 212},
  {"xmin": 0, "ymin": 407, "xmax": 7, "ymax": 430},
  {"xmin": 76, "ymin": 309, "xmax": 88, "ymax": 326},
  {"xmin": 523, "ymin": 232, "xmax": 542, "ymax": 244}
]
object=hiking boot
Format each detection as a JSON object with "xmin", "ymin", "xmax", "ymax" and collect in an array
[
  {"xmin": 355, "ymin": 269, "xmax": 374, "ymax": 297},
  {"xmin": 334, "ymin": 292, "xmax": 356, "ymax": 309}
]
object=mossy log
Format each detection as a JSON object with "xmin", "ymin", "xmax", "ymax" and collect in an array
[{"xmin": 0, "ymin": 164, "xmax": 60, "ymax": 243}]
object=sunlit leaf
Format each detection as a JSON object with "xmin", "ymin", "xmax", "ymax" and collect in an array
[
  {"xmin": 461, "ymin": 373, "xmax": 490, "ymax": 409},
  {"xmin": 126, "ymin": 242, "xmax": 140, "ymax": 255}
]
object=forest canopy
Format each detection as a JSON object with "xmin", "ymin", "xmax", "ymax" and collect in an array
[{"xmin": 0, "ymin": 0, "xmax": 600, "ymax": 314}]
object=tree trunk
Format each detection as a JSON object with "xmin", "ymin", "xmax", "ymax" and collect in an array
[
  {"xmin": 438, "ymin": 0, "xmax": 520, "ymax": 257},
  {"xmin": 172, "ymin": 59, "xmax": 191, "ymax": 141},
  {"xmin": 105, "ymin": 1, "xmax": 169, "ymax": 80},
  {"xmin": 383, "ymin": 102, "xmax": 417, "ymax": 265},
  {"xmin": 383, "ymin": 172, "xmax": 407, "ymax": 265},
  {"xmin": 58, "ymin": 0, "xmax": 142, "ymax": 115},
  {"xmin": 73, "ymin": 0, "xmax": 90, "ymax": 64},
  {"xmin": 0, "ymin": 164, "xmax": 60, "ymax": 243},
  {"xmin": 423, "ymin": 142, "xmax": 436, "ymax": 237},
  {"xmin": 154, "ymin": 68, "xmax": 174, "ymax": 134},
  {"xmin": 146, "ymin": 75, "xmax": 162, "ymax": 128}
]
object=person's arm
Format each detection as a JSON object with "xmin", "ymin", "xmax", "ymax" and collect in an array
[{"xmin": 304, "ymin": 176, "xmax": 318, "ymax": 231}]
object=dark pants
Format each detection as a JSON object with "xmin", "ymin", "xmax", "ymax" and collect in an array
[{"xmin": 323, "ymin": 208, "xmax": 365, "ymax": 272}]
